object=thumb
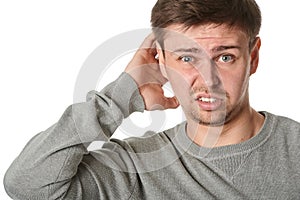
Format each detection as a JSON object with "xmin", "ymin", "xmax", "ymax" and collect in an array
[{"xmin": 163, "ymin": 96, "xmax": 179, "ymax": 109}]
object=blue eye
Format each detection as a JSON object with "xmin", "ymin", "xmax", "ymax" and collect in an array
[
  {"xmin": 219, "ymin": 55, "xmax": 233, "ymax": 63},
  {"xmin": 180, "ymin": 56, "xmax": 194, "ymax": 63}
]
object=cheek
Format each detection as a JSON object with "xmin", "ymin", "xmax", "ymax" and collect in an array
[
  {"xmin": 164, "ymin": 61, "xmax": 197, "ymax": 102},
  {"xmin": 165, "ymin": 61, "xmax": 195, "ymax": 86},
  {"xmin": 221, "ymin": 70, "xmax": 250, "ymax": 101},
  {"xmin": 167, "ymin": 70, "xmax": 191, "ymax": 98}
]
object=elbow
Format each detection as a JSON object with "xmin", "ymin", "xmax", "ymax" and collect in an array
[
  {"xmin": 4, "ymin": 168, "xmax": 22, "ymax": 199},
  {"xmin": 3, "ymin": 167, "xmax": 47, "ymax": 200},
  {"xmin": 3, "ymin": 167, "xmax": 29, "ymax": 199}
]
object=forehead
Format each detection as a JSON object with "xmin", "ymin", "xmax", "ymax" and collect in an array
[{"xmin": 162, "ymin": 23, "xmax": 249, "ymax": 52}]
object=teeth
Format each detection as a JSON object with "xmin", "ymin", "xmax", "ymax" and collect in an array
[{"xmin": 199, "ymin": 97, "xmax": 217, "ymax": 103}]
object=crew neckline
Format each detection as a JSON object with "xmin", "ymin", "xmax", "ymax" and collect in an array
[{"xmin": 172, "ymin": 111, "xmax": 276, "ymax": 159}]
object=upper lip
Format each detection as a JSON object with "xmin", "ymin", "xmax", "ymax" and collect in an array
[{"xmin": 194, "ymin": 93, "xmax": 226, "ymax": 101}]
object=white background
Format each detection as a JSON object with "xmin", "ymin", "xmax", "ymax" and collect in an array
[{"xmin": 1, "ymin": 0, "xmax": 300, "ymax": 199}]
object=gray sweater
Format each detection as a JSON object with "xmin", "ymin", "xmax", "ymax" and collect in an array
[{"xmin": 4, "ymin": 73, "xmax": 300, "ymax": 199}]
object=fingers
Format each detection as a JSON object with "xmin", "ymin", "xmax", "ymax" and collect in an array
[
  {"xmin": 150, "ymin": 96, "xmax": 179, "ymax": 111},
  {"xmin": 139, "ymin": 33, "xmax": 157, "ymax": 56},
  {"xmin": 163, "ymin": 96, "xmax": 180, "ymax": 109},
  {"xmin": 140, "ymin": 33, "xmax": 156, "ymax": 49}
]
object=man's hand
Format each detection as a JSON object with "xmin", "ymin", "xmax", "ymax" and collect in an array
[{"xmin": 125, "ymin": 34, "xmax": 179, "ymax": 111}]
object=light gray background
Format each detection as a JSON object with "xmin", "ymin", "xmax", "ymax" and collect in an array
[{"xmin": 1, "ymin": 0, "xmax": 299, "ymax": 199}]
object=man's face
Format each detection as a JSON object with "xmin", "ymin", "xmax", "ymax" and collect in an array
[{"xmin": 158, "ymin": 24, "xmax": 260, "ymax": 126}]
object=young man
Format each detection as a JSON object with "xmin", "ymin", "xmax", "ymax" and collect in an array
[{"xmin": 4, "ymin": 0, "xmax": 300, "ymax": 199}]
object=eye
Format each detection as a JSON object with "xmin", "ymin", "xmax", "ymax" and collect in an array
[
  {"xmin": 218, "ymin": 55, "xmax": 234, "ymax": 63},
  {"xmin": 179, "ymin": 56, "xmax": 194, "ymax": 63}
]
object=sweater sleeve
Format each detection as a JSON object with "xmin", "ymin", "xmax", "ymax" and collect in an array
[{"xmin": 4, "ymin": 72, "xmax": 145, "ymax": 200}]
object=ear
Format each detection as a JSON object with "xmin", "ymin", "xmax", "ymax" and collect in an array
[
  {"xmin": 250, "ymin": 37, "xmax": 261, "ymax": 75},
  {"xmin": 156, "ymin": 42, "xmax": 168, "ymax": 79}
]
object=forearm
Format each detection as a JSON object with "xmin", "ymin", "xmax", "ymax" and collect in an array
[{"xmin": 4, "ymin": 72, "xmax": 144, "ymax": 200}]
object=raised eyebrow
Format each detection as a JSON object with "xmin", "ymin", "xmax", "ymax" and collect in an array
[
  {"xmin": 172, "ymin": 48, "xmax": 204, "ymax": 54},
  {"xmin": 172, "ymin": 46, "xmax": 241, "ymax": 53},
  {"xmin": 212, "ymin": 45, "xmax": 241, "ymax": 52}
]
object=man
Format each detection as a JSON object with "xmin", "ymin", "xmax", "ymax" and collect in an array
[{"xmin": 4, "ymin": 0, "xmax": 300, "ymax": 199}]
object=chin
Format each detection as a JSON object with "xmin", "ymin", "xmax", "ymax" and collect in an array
[
  {"xmin": 197, "ymin": 118, "xmax": 227, "ymax": 127},
  {"xmin": 191, "ymin": 111, "xmax": 227, "ymax": 127}
]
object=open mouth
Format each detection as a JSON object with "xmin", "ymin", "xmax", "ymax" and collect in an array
[
  {"xmin": 195, "ymin": 95, "xmax": 224, "ymax": 111},
  {"xmin": 198, "ymin": 97, "xmax": 217, "ymax": 103}
]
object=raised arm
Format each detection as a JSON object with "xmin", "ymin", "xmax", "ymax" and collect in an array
[
  {"xmin": 125, "ymin": 33, "xmax": 179, "ymax": 111},
  {"xmin": 4, "ymin": 34, "xmax": 178, "ymax": 200},
  {"xmin": 4, "ymin": 72, "xmax": 144, "ymax": 199}
]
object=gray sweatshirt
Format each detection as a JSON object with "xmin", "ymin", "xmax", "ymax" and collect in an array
[{"xmin": 4, "ymin": 73, "xmax": 300, "ymax": 199}]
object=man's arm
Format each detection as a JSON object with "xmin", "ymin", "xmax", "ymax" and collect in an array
[
  {"xmin": 4, "ymin": 34, "xmax": 179, "ymax": 199},
  {"xmin": 125, "ymin": 33, "xmax": 179, "ymax": 111},
  {"xmin": 4, "ymin": 72, "xmax": 145, "ymax": 199}
]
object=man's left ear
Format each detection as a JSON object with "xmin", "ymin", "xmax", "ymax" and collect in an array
[{"xmin": 250, "ymin": 37, "xmax": 261, "ymax": 75}]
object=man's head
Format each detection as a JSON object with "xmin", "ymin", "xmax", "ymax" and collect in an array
[
  {"xmin": 151, "ymin": 0, "xmax": 261, "ymax": 51},
  {"xmin": 150, "ymin": 0, "xmax": 262, "ymax": 126}
]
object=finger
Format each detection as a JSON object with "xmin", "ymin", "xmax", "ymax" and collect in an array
[
  {"xmin": 140, "ymin": 33, "xmax": 157, "ymax": 53},
  {"xmin": 141, "ymin": 33, "xmax": 156, "ymax": 48},
  {"xmin": 163, "ymin": 96, "xmax": 180, "ymax": 109}
]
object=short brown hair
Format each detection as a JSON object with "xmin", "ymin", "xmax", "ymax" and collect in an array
[{"xmin": 151, "ymin": 0, "xmax": 261, "ymax": 45}]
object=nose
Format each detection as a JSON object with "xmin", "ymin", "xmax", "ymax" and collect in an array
[{"xmin": 195, "ymin": 58, "xmax": 221, "ymax": 87}]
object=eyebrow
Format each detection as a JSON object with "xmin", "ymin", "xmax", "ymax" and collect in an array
[
  {"xmin": 172, "ymin": 46, "xmax": 241, "ymax": 54},
  {"xmin": 212, "ymin": 45, "xmax": 241, "ymax": 52},
  {"xmin": 172, "ymin": 48, "xmax": 203, "ymax": 53}
]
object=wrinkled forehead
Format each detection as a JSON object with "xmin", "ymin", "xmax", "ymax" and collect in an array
[
  {"xmin": 163, "ymin": 30, "xmax": 201, "ymax": 53},
  {"xmin": 159, "ymin": 24, "xmax": 249, "ymax": 53}
]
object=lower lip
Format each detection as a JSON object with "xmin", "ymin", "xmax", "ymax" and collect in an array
[{"xmin": 196, "ymin": 99, "xmax": 223, "ymax": 111}]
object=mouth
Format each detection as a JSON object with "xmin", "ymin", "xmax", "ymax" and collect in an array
[
  {"xmin": 198, "ymin": 97, "xmax": 218, "ymax": 103},
  {"xmin": 195, "ymin": 94, "xmax": 224, "ymax": 111}
]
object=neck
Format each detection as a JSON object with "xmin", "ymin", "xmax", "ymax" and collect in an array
[{"xmin": 186, "ymin": 106, "xmax": 265, "ymax": 148}]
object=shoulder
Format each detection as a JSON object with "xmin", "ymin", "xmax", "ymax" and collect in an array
[
  {"xmin": 103, "ymin": 123, "xmax": 186, "ymax": 172},
  {"xmin": 264, "ymin": 111, "xmax": 300, "ymax": 147},
  {"xmin": 269, "ymin": 112, "xmax": 300, "ymax": 133},
  {"xmin": 121, "ymin": 122, "xmax": 186, "ymax": 153}
]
